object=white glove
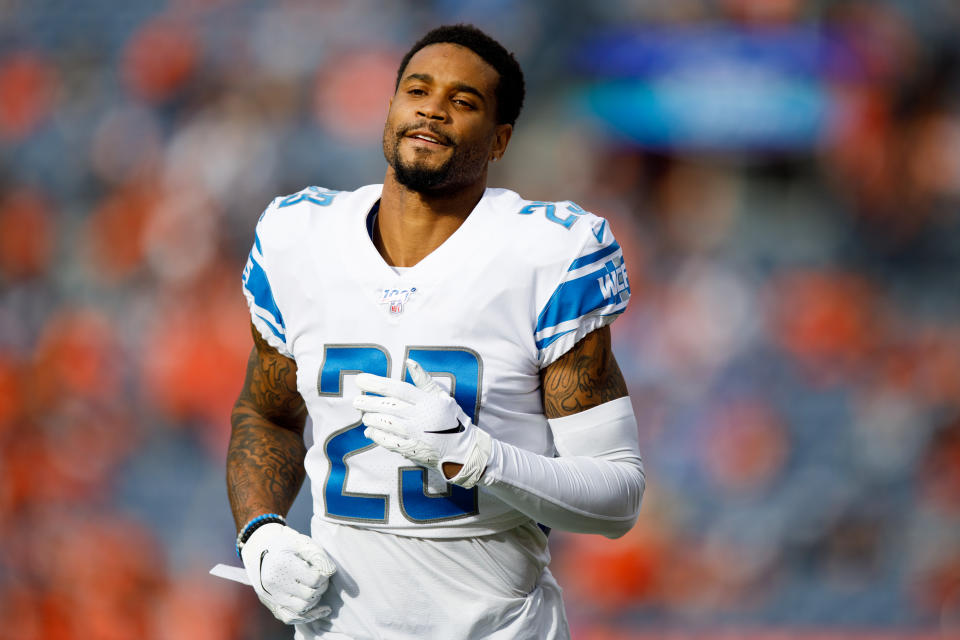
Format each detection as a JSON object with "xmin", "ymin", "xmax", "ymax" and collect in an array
[
  {"xmin": 353, "ymin": 358, "xmax": 492, "ymax": 488},
  {"xmin": 240, "ymin": 522, "xmax": 336, "ymax": 624}
]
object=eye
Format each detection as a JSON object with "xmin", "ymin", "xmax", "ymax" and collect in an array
[
  {"xmin": 407, "ymin": 87, "xmax": 427, "ymax": 96},
  {"xmin": 453, "ymin": 98, "xmax": 476, "ymax": 110}
]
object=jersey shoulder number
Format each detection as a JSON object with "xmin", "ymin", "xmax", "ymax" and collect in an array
[{"xmin": 274, "ymin": 186, "xmax": 342, "ymax": 210}]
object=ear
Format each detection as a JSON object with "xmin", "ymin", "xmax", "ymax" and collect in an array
[{"xmin": 489, "ymin": 123, "xmax": 513, "ymax": 162}]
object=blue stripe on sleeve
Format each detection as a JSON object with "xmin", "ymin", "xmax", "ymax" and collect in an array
[
  {"xmin": 535, "ymin": 328, "xmax": 575, "ymax": 350},
  {"xmin": 255, "ymin": 313, "xmax": 285, "ymax": 340},
  {"xmin": 254, "ymin": 232, "xmax": 262, "ymax": 255},
  {"xmin": 567, "ymin": 241, "xmax": 620, "ymax": 271},
  {"xmin": 243, "ymin": 252, "xmax": 286, "ymax": 336},
  {"xmin": 536, "ymin": 264, "xmax": 626, "ymax": 335}
]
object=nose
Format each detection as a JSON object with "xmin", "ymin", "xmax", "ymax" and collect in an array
[{"xmin": 416, "ymin": 96, "xmax": 447, "ymax": 122}]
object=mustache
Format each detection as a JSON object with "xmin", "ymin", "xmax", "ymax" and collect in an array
[{"xmin": 398, "ymin": 122, "xmax": 455, "ymax": 146}]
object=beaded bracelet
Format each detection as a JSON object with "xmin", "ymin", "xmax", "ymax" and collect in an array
[{"xmin": 235, "ymin": 513, "xmax": 286, "ymax": 558}]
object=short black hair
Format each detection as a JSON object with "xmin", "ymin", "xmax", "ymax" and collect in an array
[{"xmin": 395, "ymin": 24, "xmax": 525, "ymax": 126}]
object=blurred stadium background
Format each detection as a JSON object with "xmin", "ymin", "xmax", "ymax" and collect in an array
[{"xmin": 2, "ymin": 0, "xmax": 960, "ymax": 638}]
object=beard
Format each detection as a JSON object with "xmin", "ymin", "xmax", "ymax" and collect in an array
[
  {"xmin": 393, "ymin": 150, "xmax": 454, "ymax": 192},
  {"xmin": 383, "ymin": 123, "xmax": 488, "ymax": 195}
]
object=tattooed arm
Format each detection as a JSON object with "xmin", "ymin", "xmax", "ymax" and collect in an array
[
  {"xmin": 540, "ymin": 325, "xmax": 628, "ymax": 418},
  {"xmin": 227, "ymin": 324, "xmax": 308, "ymax": 531},
  {"xmin": 227, "ymin": 324, "xmax": 337, "ymax": 625},
  {"xmin": 475, "ymin": 326, "xmax": 644, "ymax": 537},
  {"xmin": 353, "ymin": 325, "xmax": 643, "ymax": 535}
]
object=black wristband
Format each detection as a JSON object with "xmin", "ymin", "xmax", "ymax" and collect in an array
[{"xmin": 235, "ymin": 513, "xmax": 286, "ymax": 557}]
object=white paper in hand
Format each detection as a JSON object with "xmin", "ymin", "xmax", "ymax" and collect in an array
[{"xmin": 210, "ymin": 563, "xmax": 252, "ymax": 585}]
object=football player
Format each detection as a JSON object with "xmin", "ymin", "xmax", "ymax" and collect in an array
[{"xmin": 227, "ymin": 24, "xmax": 645, "ymax": 639}]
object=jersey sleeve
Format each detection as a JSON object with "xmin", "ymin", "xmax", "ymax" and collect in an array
[
  {"xmin": 241, "ymin": 198, "xmax": 294, "ymax": 358},
  {"xmin": 534, "ymin": 212, "xmax": 630, "ymax": 367}
]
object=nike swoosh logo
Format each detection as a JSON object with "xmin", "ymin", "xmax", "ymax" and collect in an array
[
  {"xmin": 424, "ymin": 420, "xmax": 466, "ymax": 435},
  {"xmin": 259, "ymin": 549, "xmax": 273, "ymax": 594}
]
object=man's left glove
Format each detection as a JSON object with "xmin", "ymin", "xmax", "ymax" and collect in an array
[
  {"xmin": 240, "ymin": 523, "xmax": 336, "ymax": 625},
  {"xmin": 353, "ymin": 359, "xmax": 492, "ymax": 488}
]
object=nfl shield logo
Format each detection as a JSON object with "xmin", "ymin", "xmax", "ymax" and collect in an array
[{"xmin": 379, "ymin": 286, "xmax": 417, "ymax": 315}]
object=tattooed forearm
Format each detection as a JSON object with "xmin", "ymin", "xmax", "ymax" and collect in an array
[
  {"xmin": 227, "ymin": 325, "xmax": 308, "ymax": 530},
  {"xmin": 540, "ymin": 326, "xmax": 628, "ymax": 419},
  {"xmin": 227, "ymin": 414, "xmax": 306, "ymax": 529}
]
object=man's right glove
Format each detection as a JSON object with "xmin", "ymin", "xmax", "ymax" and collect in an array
[
  {"xmin": 354, "ymin": 359, "xmax": 492, "ymax": 489},
  {"xmin": 240, "ymin": 522, "xmax": 337, "ymax": 624}
]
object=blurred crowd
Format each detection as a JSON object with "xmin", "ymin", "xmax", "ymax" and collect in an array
[{"xmin": 2, "ymin": 1, "xmax": 959, "ymax": 639}]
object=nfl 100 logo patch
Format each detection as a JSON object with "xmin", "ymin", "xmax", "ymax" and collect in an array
[{"xmin": 378, "ymin": 286, "xmax": 417, "ymax": 315}]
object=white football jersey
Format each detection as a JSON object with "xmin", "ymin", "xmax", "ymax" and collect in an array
[{"xmin": 242, "ymin": 184, "xmax": 630, "ymax": 538}]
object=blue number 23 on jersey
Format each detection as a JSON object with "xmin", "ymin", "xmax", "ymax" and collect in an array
[{"xmin": 317, "ymin": 345, "xmax": 481, "ymax": 524}]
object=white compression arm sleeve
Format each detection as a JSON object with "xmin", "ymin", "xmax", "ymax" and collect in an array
[{"xmin": 478, "ymin": 396, "xmax": 645, "ymax": 539}]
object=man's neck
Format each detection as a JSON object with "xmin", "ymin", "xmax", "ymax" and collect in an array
[{"xmin": 374, "ymin": 168, "xmax": 487, "ymax": 267}]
